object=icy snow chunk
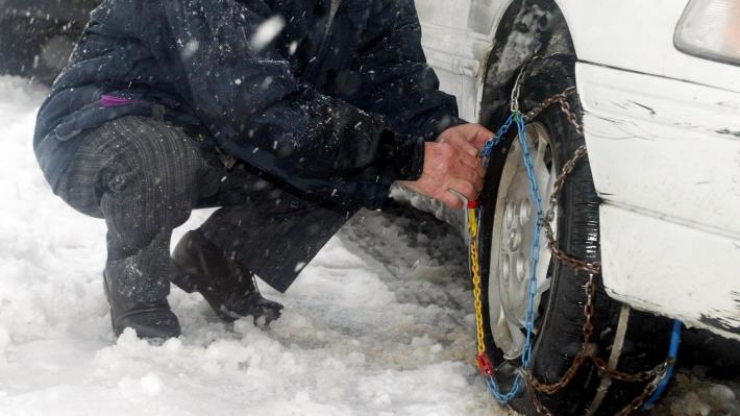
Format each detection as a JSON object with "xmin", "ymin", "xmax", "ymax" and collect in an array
[
  {"xmin": 140, "ymin": 372, "xmax": 163, "ymax": 396},
  {"xmin": 709, "ymin": 384, "xmax": 737, "ymax": 402},
  {"xmin": 0, "ymin": 327, "xmax": 9, "ymax": 366},
  {"xmin": 373, "ymin": 392, "xmax": 392, "ymax": 406},
  {"xmin": 203, "ymin": 339, "xmax": 253, "ymax": 372},
  {"xmin": 347, "ymin": 351, "xmax": 366, "ymax": 366},
  {"xmin": 250, "ymin": 15, "xmax": 285, "ymax": 52},
  {"xmin": 118, "ymin": 374, "xmax": 164, "ymax": 399},
  {"xmin": 294, "ymin": 390, "xmax": 310, "ymax": 404},
  {"xmin": 161, "ymin": 337, "xmax": 183, "ymax": 354},
  {"xmin": 679, "ymin": 392, "xmax": 712, "ymax": 416},
  {"xmin": 321, "ymin": 357, "xmax": 346, "ymax": 370}
]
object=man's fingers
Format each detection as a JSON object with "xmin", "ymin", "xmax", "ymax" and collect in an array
[
  {"xmin": 453, "ymin": 144, "xmax": 483, "ymax": 173},
  {"xmin": 439, "ymin": 133, "xmax": 479, "ymax": 157},
  {"xmin": 455, "ymin": 165, "xmax": 483, "ymax": 191},
  {"xmin": 462, "ymin": 142, "xmax": 479, "ymax": 157},
  {"xmin": 464, "ymin": 125, "xmax": 496, "ymax": 151},
  {"xmin": 472, "ymin": 131, "xmax": 494, "ymax": 151},
  {"xmin": 449, "ymin": 150, "xmax": 485, "ymax": 181},
  {"xmin": 437, "ymin": 123, "xmax": 495, "ymax": 153},
  {"xmin": 437, "ymin": 134, "xmax": 488, "ymax": 175},
  {"xmin": 453, "ymin": 134, "xmax": 481, "ymax": 156}
]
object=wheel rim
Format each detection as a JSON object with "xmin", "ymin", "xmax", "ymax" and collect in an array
[{"xmin": 487, "ymin": 123, "xmax": 559, "ymax": 360}]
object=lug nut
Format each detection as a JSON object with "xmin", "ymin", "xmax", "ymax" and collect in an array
[
  {"xmin": 508, "ymin": 229, "xmax": 521, "ymax": 251},
  {"xmin": 519, "ymin": 200, "xmax": 531, "ymax": 225},
  {"xmin": 505, "ymin": 202, "xmax": 516, "ymax": 228},
  {"xmin": 516, "ymin": 254, "xmax": 527, "ymax": 281},
  {"xmin": 502, "ymin": 254, "xmax": 510, "ymax": 281}
]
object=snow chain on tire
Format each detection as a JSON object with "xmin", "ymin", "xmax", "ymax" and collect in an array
[{"xmin": 471, "ymin": 67, "xmax": 675, "ymax": 416}]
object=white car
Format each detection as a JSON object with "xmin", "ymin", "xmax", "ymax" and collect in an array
[{"xmin": 411, "ymin": 0, "xmax": 740, "ymax": 414}]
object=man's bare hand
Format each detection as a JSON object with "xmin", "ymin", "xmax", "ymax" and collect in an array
[
  {"xmin": 399, "ymin": 123, "xmax": 495, "ymax": 209},
  {"xmin": 436, "ymin": 123, "xmax": 493, "ymax": 158}
]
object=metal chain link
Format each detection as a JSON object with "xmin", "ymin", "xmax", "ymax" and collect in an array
[
  {"xmin": 542, "ymin": 145, "xmax": 602, "ymax": 276},
  {"xmin": 526, "ymin": 379, "xmax": 555, "ymax": 416},
  {"xmin": 523, "ymin": 86, "xmax": 584, "ymax": 136},
  {"xmin": 615, "ymin": 373, "xmax": 669, "ymax": 416},
  {"xmin": 494, "ymin": 76, "xmax": 672, "ymax": 415}
]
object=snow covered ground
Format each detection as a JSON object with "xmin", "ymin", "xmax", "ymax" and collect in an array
[
  {"xmin": 0, "ymin": 76, "xmax": 737, "ymax": 416},
  {"xmin": 0, "ymin": 76, "xmax": 506, "ymax": 416}
]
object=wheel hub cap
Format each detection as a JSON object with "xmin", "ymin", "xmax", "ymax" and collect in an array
[{"xmin": 488, "ymin": 123, "xmax": 558, "ymax": 360}]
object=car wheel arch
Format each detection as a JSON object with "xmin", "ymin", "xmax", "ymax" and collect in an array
[{"xmin": 479, "ymin": 0, "xmax": 577, "ymax": 130}]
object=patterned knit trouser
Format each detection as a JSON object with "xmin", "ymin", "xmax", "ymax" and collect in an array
[{"xmin": 56, "ymin": 116, "xmax": 357, "ymax": 302}]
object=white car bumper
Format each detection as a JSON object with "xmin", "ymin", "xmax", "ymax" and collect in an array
[{"xmin": 578, "ymin": 62, "xmax": 740, "ymax": 340}]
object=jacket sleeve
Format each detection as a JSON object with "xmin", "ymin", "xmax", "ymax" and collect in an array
[
  {"xmin": 132, "ymin": 0, "xmax": 424, "ymax": 208},
  {"xmin": 335, "ymin": 0, "xmax": 466, "ymax": 142}
]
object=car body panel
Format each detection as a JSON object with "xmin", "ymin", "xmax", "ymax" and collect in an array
[
  {"xmin": 579, "ymin": 62, "xmax": 740, "ymax": 340},
  {"xmin": 578, "ymin": 63, "xmax": 740, "ymax": 237},
  {"xmin": 418, "ymin": 24, "xmax": 489, "ymax": 123},
  {"xmin": 599, "ymin": 204, "xmax": 740, "ymax": 338},
  {"xmin": 415, "ymin": 0, "xmax": 503, "ymax": 123}
]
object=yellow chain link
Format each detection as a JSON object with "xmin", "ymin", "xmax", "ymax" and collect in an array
[{"xmin": 468, "ymin": 205, "xmax": 487, "ymax": 356}]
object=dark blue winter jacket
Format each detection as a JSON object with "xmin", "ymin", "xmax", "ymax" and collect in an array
[{"xmin": 34, "ymin": 0, "xmax": 463, "ymax": 208}]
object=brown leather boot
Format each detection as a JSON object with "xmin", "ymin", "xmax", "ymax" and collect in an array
[{"xmin": 170, "ymin": 230, "xmax": 283, "ymax": 324}]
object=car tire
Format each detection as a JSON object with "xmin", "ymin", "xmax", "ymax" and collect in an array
[
  {"xmin": 0, "ymin": 17, "xmax": 77, "ymax": 85},
  {"xmin": 477, "ymin": 55, "xmax": 674, "ymax": 415}
]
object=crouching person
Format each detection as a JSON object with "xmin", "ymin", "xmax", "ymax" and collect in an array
[{"xmin": 33, "ymin": 0, "xmax": 493, "ymax": 340}]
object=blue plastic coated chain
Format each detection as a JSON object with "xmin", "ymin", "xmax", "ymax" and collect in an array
[
  {"xmin": 515, "ymin": 112, "xmax": 545, "ymax": 370},
  {"xmin": 476, "ymin": 111, "xmax": 543, "ymax": 404},
  {"xmin": 643, "ymin": 320, "xmax": 682, "ymax": 409},
  {"xmin": 481, "ymin": 114, "xmax": 513, "ymax": 161}
]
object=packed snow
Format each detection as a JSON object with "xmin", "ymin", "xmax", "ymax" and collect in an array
[{"xmin": 0, "ymin": 76, "xmax": 738, "ymax": 416}]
